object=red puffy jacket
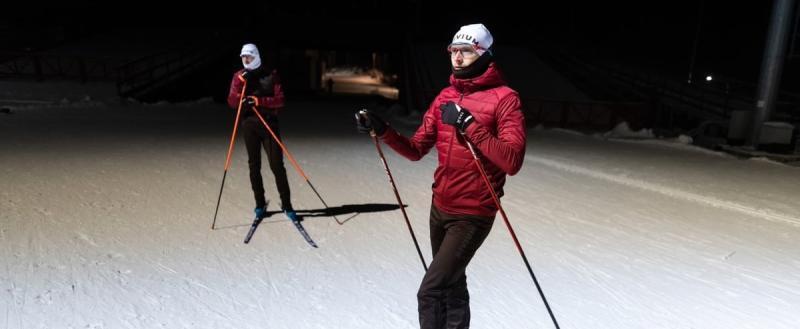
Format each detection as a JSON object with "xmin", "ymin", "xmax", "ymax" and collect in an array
[
  {"xmin": 227, "ymin": 69, "xmax": 285, "ymax": 111},
  {"xmin": 381, "ymin": 63, "xmax": 526, "ymax": 217}
]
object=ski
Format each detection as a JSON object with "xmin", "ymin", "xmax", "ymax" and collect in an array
[
  {"xmin": 290, "ymin": 218, "xmax": 318, "ymax": 248},
  {"xmin": 244, "ymin": 217, "xmax": 264, "ymax": 244},
  {"xmin": 285, "ymin": 210, "xmax": 317, "ymax": 248},
  {"xmin": 244, "ymin": 201, "xmax": 269, "ymax": 244},
  {"xmin": 244, "ymin": 208, "xmax": 318, "ymax": 248}
]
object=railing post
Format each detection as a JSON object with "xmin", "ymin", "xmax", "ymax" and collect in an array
[
  {"xmin": 538, "ymin": 101, "xmax": 544, "ymax": 125},
  {"xmin": 560, "ymin": 102, "xmax": 569, "ymax": 128},
  {"xmin": 79, "ymin": 58, "xmax": 87, "ymax": 83},
  {"xmin": 33, "ymin": 54, "xmax": 43, "ymax": 81}
]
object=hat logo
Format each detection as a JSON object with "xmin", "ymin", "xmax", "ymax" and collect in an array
[{"xmin": 455, "ymin": 34, "xmax": 473, "ymax": 42}]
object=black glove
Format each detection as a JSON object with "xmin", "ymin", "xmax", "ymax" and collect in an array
[
  {"xmin": 241, "ymin": 70, "xmax": 263, "ymax": 87},
  {"xmin": 238, "ymin": 70, "xmax": 250, "ymax": 82},
  {"xmin": 440, "ymin": 101, "xmax": 474, "ymax": 132},
  {"xmin": 355, "ymin": 109, "xmax": 387, "ymax": 135},
  {"xmin": 243, "ymin": 96, "xmax": 258, "ymax": 107}
]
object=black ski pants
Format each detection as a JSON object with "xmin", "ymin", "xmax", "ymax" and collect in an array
[
  {"xmin": 241, "ymin": 115, "xmax": 292, "ymax": 210},
  {"xmin": 418, "ymin": 204, "xmax": 494, "ymax": 329}
]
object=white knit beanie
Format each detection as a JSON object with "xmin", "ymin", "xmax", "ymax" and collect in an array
[{"xmin": 450, "ymin": 23, "xmax": 494, "ymax": 56}]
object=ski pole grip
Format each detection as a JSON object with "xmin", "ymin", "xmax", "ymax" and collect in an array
[{"xmin": 357, "ymin": 109, "xmax": 377, "ymax": 137}]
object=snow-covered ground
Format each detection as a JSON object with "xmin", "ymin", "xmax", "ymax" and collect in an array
[{"xmin": 2, "ymin": 98, "xmax": 799, "ymax": 329}]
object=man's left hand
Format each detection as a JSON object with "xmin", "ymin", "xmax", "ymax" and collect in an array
[{"xmin": 440, "ymin": 101, "xmax": 474, "ymax": 132}]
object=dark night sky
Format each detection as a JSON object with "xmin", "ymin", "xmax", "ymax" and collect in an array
[{"xmin": 1, "ymin": 1, "xmax": 792, "ymax": 88}]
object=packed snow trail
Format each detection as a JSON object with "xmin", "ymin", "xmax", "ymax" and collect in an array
[{"xmin": 1, "ymin": 99, "xmax": 799, "ymax": 328}]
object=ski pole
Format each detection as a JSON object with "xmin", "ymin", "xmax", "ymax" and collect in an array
[
  {"xmin": 249, "ymin": 107, "xmax": 342, "ymax": 225},
  {"xmin": 211, "ymin": 79, "xmax": 247, "ymax": 230},
  {"xmin": 462, "ymin": 136, "xmax": 561, "ymax": 329},
  {"xmin": 357, "ymin": 110, "xmax": 427, "ymax": 271}
]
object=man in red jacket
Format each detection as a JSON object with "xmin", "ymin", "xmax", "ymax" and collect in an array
[
  {"xmin": 227, "ymin": 43, "xmax": 297, "ymax": 221},
  {"xmin": 357, "ymin": 24, "xmax": 526, "ymax": 328}
]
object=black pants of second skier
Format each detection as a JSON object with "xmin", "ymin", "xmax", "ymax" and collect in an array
[
  {"xmin": 418, "ymin": 204, "xmax": 494, "ymax": 329},
  {"xmin": 241, "ymin": 115, "xmax": 292, "ymax": 210}
]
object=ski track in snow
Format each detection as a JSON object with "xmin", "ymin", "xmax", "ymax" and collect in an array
[
  {"xmin": 1, "ymin": 102, "xmax": 799, "ymax": 328},
  {"xmin": 527, "ymin": 155, "xmax": 800, "ymax": 226}
]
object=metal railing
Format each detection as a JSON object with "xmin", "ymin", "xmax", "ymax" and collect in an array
[
  {"xmin": 550, "ymin": 49, "xmax": 800, "ymax": 123},
  {"xmin": 523, "ymin": 97, "xmax": 648, "ymax": 131},
  {"xmin": 0, "ymin": 50, "xmax": 116, "ymax": 81},
  {"xmin": 116, "ymin": 46, "xmax": 226, "ymax": 99}
]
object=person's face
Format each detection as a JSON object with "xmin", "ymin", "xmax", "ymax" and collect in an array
[
  {"xmin": 448, "ymin": 44, "xmax": 479, "ymax": 70},
  {"xmin": 241, "ymin": 55, "xmax": 254, "ymax": 66}
]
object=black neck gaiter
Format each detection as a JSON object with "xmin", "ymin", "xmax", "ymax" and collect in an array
[{"xmin": 452, "ymin": 52, "xmax": 493, "ymax": 79}]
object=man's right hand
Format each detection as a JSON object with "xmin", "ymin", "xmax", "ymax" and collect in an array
[
  {"xmin": 355, "ymin": 109, "xmax": 387, "ymax": 135},
  {"xmin": 243, "ymin": 96, "xmax": 258, "ymax": 107},
  {"xmin": 238, "ymin": 70, "xmax": 249, "ymax": 82}
]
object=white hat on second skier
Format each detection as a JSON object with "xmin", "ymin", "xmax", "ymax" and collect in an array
[
  {"xmin": 240, "ymin": 43, "xmax": 262, "ymax": 70},
  {"xmin": 449, "ymin": 23, "xmax": 493, "ymax": 56}
]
